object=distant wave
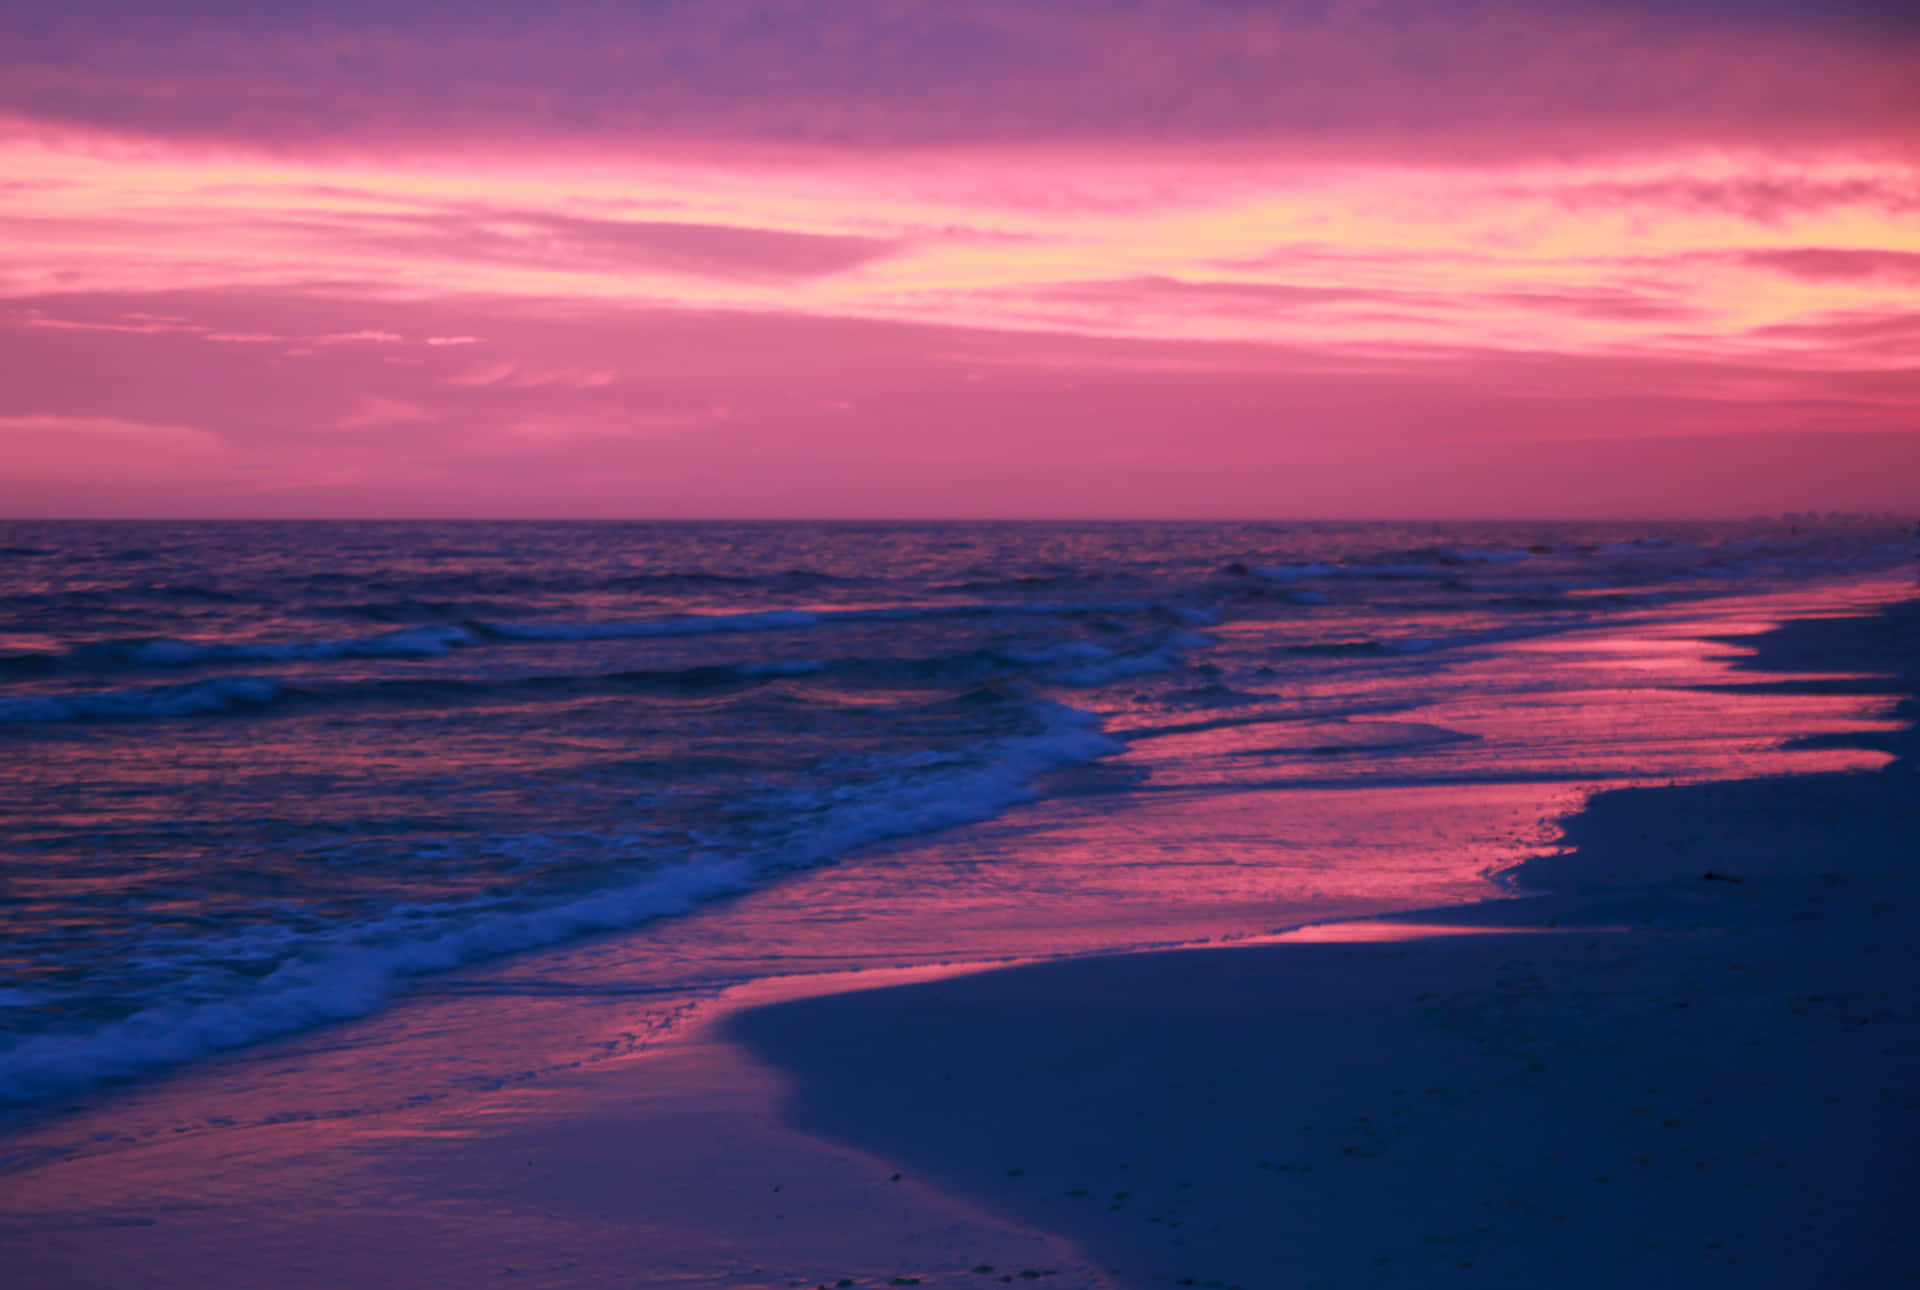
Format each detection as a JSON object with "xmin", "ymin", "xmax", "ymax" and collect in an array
[
  {"xmin": 0, "ymin": 676, "xmax": 283, "ymax": 722},
  {"xmin": 596, "ymin": 568, "xmax": 862, "ymax": 592},
  {"xmin": 40, "ymin": 624, "xmax": 477, "ymax": 672},
  {"xmin": 1252, "ymin": 560, "xmax": 1459, "ymax": 582},
  {"xmin": 484, "ymin": 609, "xmax": 822, "ymax": 641},
  {"xmin": 20, "ymin": 599, "xmax": 1208, "ymax": 679},
  {"xmin": 0, "ymin": 626, "xmax": 1217, "ymax": 724},
  {"xmin": 325, "ymin": 597, "xmax": 538, "ymax": 624}
]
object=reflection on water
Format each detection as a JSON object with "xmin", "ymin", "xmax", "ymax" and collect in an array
[{"xmin": 1255, "ymin": 920, "xmax": 1594, "ymax": 943}]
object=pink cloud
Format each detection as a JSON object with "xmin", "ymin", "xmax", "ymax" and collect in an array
[
  {"xmin": 1744, "ymin": 311, "xmax": 1920, "ymax": 359},
  {"xmin": 1523, "ymin": 174, "xmax": 1920, "ymax": 222},
  {"xmin": 259, "ymin": 207, "xmax": 901, "ymax": 284},
  {"xmin": 1035, "ymin": 277, "xmax": 1391, "ymax": 312},
  {"xmin": 1735, "ymin": 249, "xmax": 1920, "ymax": 282},
  {"xmin": 5, "ymin": 2, "xmax": 1918, "ymax": 160},
  {"xmin": 338, "ymin": 396, "xmax": 436, "ymax": 429},
  {"xmin": 315, "ymin": 329, "xmax": 406, "ymax": 345},
  {"xmin": 0, "ymin": 414, "xmax": 231, "ymax": 507},
  {"xmin": 500, "ymin": 404, "xmax": 728, "ymax": 441},
  {"xmin": 446, "ymin": 360, "xmax": 617, "ymax": 389},
  {"xmin": 0, "ymin": 412, "xmax": 221, "ymax": 454},
  {"xmin": 1481, "ymin": 288, "xmax": 1696, "ymax": 322},
  {"xmin": 10, "ymin": 308, "xmax": 204, "ymax": 335}
]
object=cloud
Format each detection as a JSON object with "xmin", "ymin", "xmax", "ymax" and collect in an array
[
  {"xmin": 338, "ymin": 396, "xmax": 435, "ymax": 428},
  {"xmin": 445, "ymin": 360, "xmax": 617, "ymax": 389},
  {"xmin": 1734, "ymin": 248, "xmax": 1920, "ymax": 282},
  {"xmin": 426, "ymin": 334, "xmax": 482, "ymax": 345},
  {"xmin": 1482, "ymin": 288, "xmax": 1695, "ymax": 322},
  {"xmin": 510, "ymin": 213, "xmax": 898, "ymax": 281},
  {"xmin": 500, "ymin": 405, "xmax": 727, "ymax": 440},
  {"xmin": 4, "ymin": 0, "xmax": 1916, "ymax": 159},
  {"xmin": 6, "ymin": 308, "xmax": 204, "ymax": 335},
  {"xmin": 0, "ymin": 413, "xmax": 228, "ymax": 481},
  {"xmin": 1744, "ymin": 310, "xmax": 1920, "ymax": 357},
  {"xmin": 446, "ymin": 360, "xmax": 617, "ymax": 389},
  {"xmin": 1036, "ymin": 276, "xmax": 1388, "ymax": 312},
  {"xmin": 948, "ymin": 273, "xmax": 1704, "ymax": 346},
  {"xmin": 1532, "ymin": 175, "xmax": 1920, "ymax": 222},
  {"xmin": 0, "ymin": 413, "xmax": 220, "ymax": 447},
  {"xmin": 315, "ymin": 329, "xmax": 406, "ymax": 344},
  {"xmin": 5, "ymin": 129, "xmax": 1913, "ymax": 373},
  {"xmin": 288, "ymin": 208, "xmax": 901, "ymax": 284}
]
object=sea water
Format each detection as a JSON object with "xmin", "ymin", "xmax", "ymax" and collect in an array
[{"xmin": 2, "ymin": 519, "xmax": 1912, "ymax": 1108}]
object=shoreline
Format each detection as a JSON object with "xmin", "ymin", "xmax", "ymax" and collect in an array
[
  {"xmin": 3, "ymin": 587, "xmax": 1914, "ymax": 1287},
  {"xmin": 0, "ymin": 571, "xmax": 1899, "ymax": 1131},
  {"xmin": 728, "ymin": 597, "xmax": 1919, "ymax": 1287}
]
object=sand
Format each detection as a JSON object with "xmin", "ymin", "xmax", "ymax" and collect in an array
[{"xmin": 729, "ymin": 598, "xmax": 1920, "ymax": 1288}]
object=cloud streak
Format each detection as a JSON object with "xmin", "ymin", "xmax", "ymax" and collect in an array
[{"xmin": 1735, "ymin": 249, "xmax": 1920, "ymax": 282}]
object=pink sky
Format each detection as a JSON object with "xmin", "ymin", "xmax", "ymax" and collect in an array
[{"xmin": 2, "ymin": 0, "xmax": 1916, "ymax": 518}]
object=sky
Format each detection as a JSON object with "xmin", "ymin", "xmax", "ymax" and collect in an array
[{"xmin": 2, "ymin": 0, "xmax": 1917, "ymax": 519}]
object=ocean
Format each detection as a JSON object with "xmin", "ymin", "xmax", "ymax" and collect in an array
[{"xmin": 2, "ymin": 518, "xmax": 1913, "ymax": 1115}]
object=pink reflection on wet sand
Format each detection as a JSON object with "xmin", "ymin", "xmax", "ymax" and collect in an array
[{"xmin": 1254, "ymin": 918, "xmax": 1589, "ymax": 944}]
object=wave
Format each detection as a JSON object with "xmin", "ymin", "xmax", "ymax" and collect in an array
[
  {"xmin": 0, "ymin": 676, "xmax": 283, "ymax": 722},
  {"xmin": 281, "ymin": 567, "xmax": 866, "ymax": 601},
  {"xmin": 123, "ymin": 583, "xmax": 253, "ymax": 605},
  {"xmin": 0, "ymin": 627, "xmax": 1208, "ymax": 725},
  {"xmin": 0, "ymin": 659, "xmax": 843, "ymax": 724},
  {"xmin": 325, "ymin": 598, "xmax": 538, "ymax": 624},
  {"xmin": 595, "ymin": 568, "xmax": 861, "ymax": 592},
  {"xmin": 18, "ymin": 596, "xmax": 1215, "ymax": 682},
  {"xmin": 479, "ymin": 597, "xmax": 1184, "ymax": 640},
  {"xmin": 24, "ymin": 624, "xmax": 477, "ymax": 674},
  {"xmin": 1040, "ymin": 630, "xmax": 1207, "ymax": 686},
  {"xmin": 932, "ymin": 571, "xmax": 1144, "ymax": 594},
  {"xmin": 1252, "ymin": 560, "xmax": 1454, "ymax": 582},
  {"xmin": 484, "ymin": 608, "xmax": 822, "ymax": 641},
  {"xmin": 1389, "ymin": 545, "xmax": 1534, "ymax": 567},
  {"xmin": 1598, "ymin": 537, "xmax": 1681, "ymax": 554},
  {"xmin": 0, "ymin": 701, "xmax": 1119, "ymax": 1105}
]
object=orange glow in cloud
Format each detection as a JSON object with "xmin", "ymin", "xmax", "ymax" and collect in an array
[{"xmin": 6, "ymin": 136, "xmax": 1914, "ymax": 359}]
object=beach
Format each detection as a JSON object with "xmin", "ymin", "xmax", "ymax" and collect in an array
[
  {"xmin": 1, "ymin": 532, "xmax": 1915, "ymax": 1288},
  {"xmin": 731, "ymin": 599, "xmax": 1919, "ymax": 1288},
  {"xmin": 9, "ymin": 0, "xmax": 1920, "ymax": 1277}
]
